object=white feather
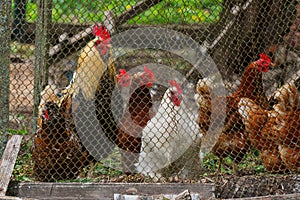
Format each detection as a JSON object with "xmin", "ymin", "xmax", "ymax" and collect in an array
[{"xmin": 136, "ymin": 86, "xmax": 203, "ymax": 178}]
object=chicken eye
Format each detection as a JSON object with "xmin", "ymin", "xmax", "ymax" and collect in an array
[{"xmin": 169, "ymin": 90, "xmax": 176, "ymax": 98}]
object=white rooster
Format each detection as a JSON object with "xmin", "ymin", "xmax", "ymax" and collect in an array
[{"xmin": 136, "ymin": 80, "xmax": 203, "ymax": 178}]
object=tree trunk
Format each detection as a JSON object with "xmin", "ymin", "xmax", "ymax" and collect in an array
[{"xmin": 212, "ymin": 0, "xmax": 297, "ymax": 80}]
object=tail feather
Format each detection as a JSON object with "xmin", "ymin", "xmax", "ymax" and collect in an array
[{"xmin": 195, "ymin": 78, "xmax": 211, "ymax": 133}]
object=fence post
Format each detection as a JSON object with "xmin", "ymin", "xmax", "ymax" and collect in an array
[
  {"xmin": 0, "ymin": 0, "xmax": 12, "ymax": 157},
  {"xmin": 33, "ymin": 0, "xmax": 52, "ymax": 133}
]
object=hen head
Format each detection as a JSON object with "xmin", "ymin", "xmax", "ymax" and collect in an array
[
  {"xmin": 42, "ymin": 101, "xmax": 61, "ymax": 122},
  {"xmin": 168, "ymin": 80, "xmax": 183, "ymax": 107},
  {"xmin": 93, "ymin": 23, "xmax": 111, "ymax": 55},
  {"xmin": 117, "ymin": 66, "xmax": 156, "ymax": 88},
  {"xmin": 254, "ymin": 53, "xmax": 275, "ymax": 72},
  {"xmin": 117, "ymin": 69, "xmax": 131, "ymax": 87},
  {"xmin": 135, "ymin": 66, "xmax": 156, "ymax": 87}
]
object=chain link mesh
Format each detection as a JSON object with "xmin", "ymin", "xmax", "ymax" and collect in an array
[{"xmin": 5, "ymin": 0, "xmax": 300, "ymax": 198}]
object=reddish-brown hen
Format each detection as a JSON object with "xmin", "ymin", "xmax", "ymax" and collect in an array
[
  {"xmin": 32, "ymin": 98, "xmax": 92, "ymax": 181},
  {"xmin": 239, "ymin": 82, "xmax": 300, "ymax": 173},
  {"xmin": 198, "ymin": 53, "xmax": 274, "ymax": 174},
  {"xmin": 238, "ymin": 98, "xmax": 287, "ymax": 173},
  {"xmin": 116, "ymin": 67, "xmax": 156, "ymax": 173},
  {"xmin": 116, "ymin": 66, "xmax": 156, "ymax": 153},
  {"xmin": 273, "ymin": 83, "xmax": 300, "ymax": 173}
]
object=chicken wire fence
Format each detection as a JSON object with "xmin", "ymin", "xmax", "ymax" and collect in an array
[{"xmin": 2, "ymin": 0, "xmax": 300, "ymax": 198}]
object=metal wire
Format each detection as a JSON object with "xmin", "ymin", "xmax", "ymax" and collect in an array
[{"xmin": 4, "ymin": 0, "xmax": 300, "ymax": 198}]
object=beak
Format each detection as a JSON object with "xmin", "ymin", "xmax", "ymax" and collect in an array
[
  {"xmin": 270, "ymin": 62, "xmax": 276, "ymax": 67},
  {"xmin": 95, "ymin": 36, "xmax": 104, "ymax": 42}
]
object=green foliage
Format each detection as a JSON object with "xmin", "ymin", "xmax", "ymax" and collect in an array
[
  {"xmin": 129, "ymin": 0, "xmax": 222, "ymax": 24},
  {"xmin": 201, "ymin": 151, "xmax": 266, "ymax": 175},
  {"xmin": 26, "ymin": 2, "xmax": 37, "ymax": 22},
  {"xmin": 20, "ymin": 0, "xmax": 222, "ymax": 24},
  {"xmin": 8, "ymin": 128, "xmax": 27, "ymax": 135},
  {"xmin": 93, "ymin": 162, "xmax": 123, "ymax": 176},
  {"xmin": 12, "ymin": 141, "xmax": 34, "ymax": 182},
  {"xmin": 10, "ymin": 42, "xmax": 35, "ymax": 57},
  {"xmin": 8, "ymin": 117, "xmax": 29, "ymax": 135}
]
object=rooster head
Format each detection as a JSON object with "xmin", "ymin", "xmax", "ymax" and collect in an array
[
  {"xmin": 93, "ymin": 23, "xmax": 110, "ymax": 42},
  {"xmin": 168, "ymin": 80, "xmax": 183, "ymax": 106},
  {"xmin": 255, "ymin": 53, "xmax": 275, "ymax": 72},
  {"xmin": 140, "ymin": 66, "xmax": 156, "ymax": 87},
  {"xmin": 93, "ymin": 23, "xmax": 111, "ymax": 55},
  {"xmin": 117, "ymin": 69, "xmax": 131, "ymax": 87}
]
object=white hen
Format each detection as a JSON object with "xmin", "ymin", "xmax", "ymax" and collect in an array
[{"xmin": 136, "ymin": 80, "xmax": 203, "ymax": 178}]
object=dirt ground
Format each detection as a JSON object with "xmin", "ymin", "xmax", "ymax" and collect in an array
[
  {"xmin": 10, "ymin": 61, "xmax": 34, "ymax": 111},
  {"xmin": 9, "ymin": 60, "xmax": 35, "ymax": 131}
]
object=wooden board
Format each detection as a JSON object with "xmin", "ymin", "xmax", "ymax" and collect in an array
[
  {"xmin": 227, "ymin": 193, "xmax": 300, "ymax": 200},
  {"xmin": 114, "ymin": 189, "xmax": 200, "ymax": 200},
  {"xmin": 12, "ymin": 182, "xmax": 300, "ymax": 199},
  {"xmin": 0, "ymin": 135, "xmax": 23, "ymax": 196},
  {"xmin": 0, "ymin": 196, "xmax": 37, "ymax": 200},
  {"xmin": 15, "ymin": 182, "xmax": 215, "ymax": 200}
]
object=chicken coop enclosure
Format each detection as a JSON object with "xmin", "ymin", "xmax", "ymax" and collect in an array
[{"xmin": 1, "ymin": 0, "xmax": 300, "ymax": 199}]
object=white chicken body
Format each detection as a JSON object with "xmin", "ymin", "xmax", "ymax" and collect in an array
[{"xmin": 136, "ymin": 85, "xmax": 202, "ymax": 178}]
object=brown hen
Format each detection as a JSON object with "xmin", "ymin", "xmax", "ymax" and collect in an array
[
  {"xmin": 273, "ymin": 83, "xmax": 300, "ymax": 173},
  {"xmin": 116, "ymin": 67, "xmax": 156, "ymax": 173},
  {"xmin": 32, "ymin": 98, "xmax": 92, "ymax": 181},
  {"xmin": 238, "ymin": 98, "xmax": 287, "ymax": 173},
  {"xmin": 239, "ymin": 82, "xmax": 300, "ymax": 173},
  {"xmin": 198, "ymin": 53, "xmax": 275, "ymax": 174}
]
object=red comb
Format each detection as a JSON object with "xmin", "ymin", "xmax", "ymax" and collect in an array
[
  {"xmin": 117, "ymin": 69, "xmax": 131, "ymax": 87},
  {"xmin": 168, "ymin": 80, "xmax": 182, "ymax": 94},
  {"xmin": 143, "ymin": 66, "xmax": 155, "ymax": 78},
  {"xmin": 92, "ymin": 24, "xmax": 110, "ymax": 42},
  {"xmin": 259, "ymin": 53, "xmax": 271, "ymax": 64},
  {"xmin": 256, "ymin": 53, "xmax": 273, "ymax": 72},
  {"xmin": 141, "ymin": 66, "xmax": 156, "ymax": 87},
  {"xmin": 44, "ymin": 109, "xmax": 49, "ymax": 120}
]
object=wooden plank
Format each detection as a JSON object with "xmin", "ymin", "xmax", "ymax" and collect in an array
[
  {"xmin": 114, "ymin": 189, "xmax": 200, "ymax": 200},
  {"xmin": 227, "ymin": 193, "xmax": 300, "ymax": 200},
  {"xmin": 11, "ymin": 22, "xmax": 88, "ymax": 44},
  {"xmin": 13, "ymin": 182, "xmax": 300, "ymax": 200},
  {"xmin": 103, "ymin": 10, "xmax": 116, "ymax": 34},
  {"xmin": 15, "ymin": 183, "xmax": 214, "ymax": 200},
  {"xmin": 0, "ymin": 196, "xmax": 37, "ymax": 200},
  {"xmin": 0, "ymin": 135, "xmax": 23, "ymax": 196}
]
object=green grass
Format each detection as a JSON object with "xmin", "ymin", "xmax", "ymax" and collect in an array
[
  {"xmin": 9, "ymin": 127, "xmax": 35, "ymax": 181},
  {"xmin": 15, "ymin": 0, "xmax": 223, "ymax": 24},
  {"xmin": 200, "ymin": 151, "xmax": 266, "ymax": 176}
]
